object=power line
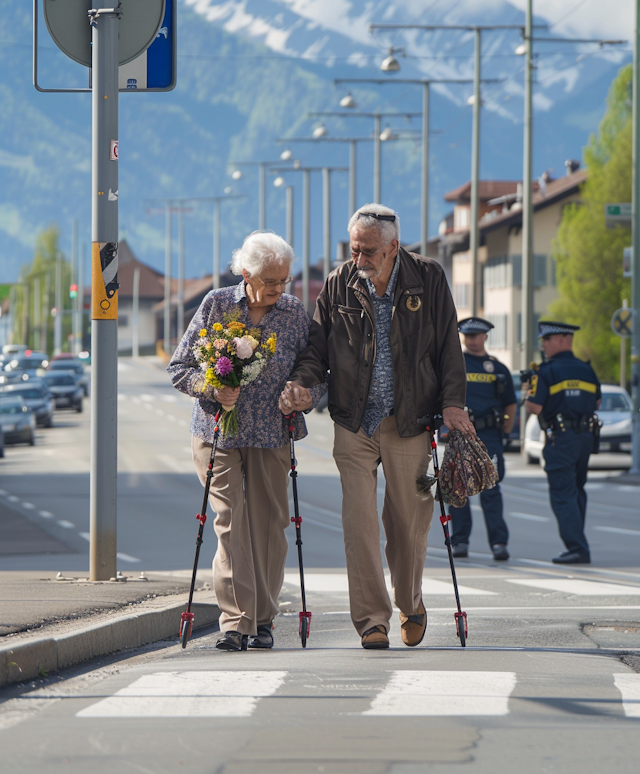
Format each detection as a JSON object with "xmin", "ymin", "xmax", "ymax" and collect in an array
[{"xmin": 549, "ymin": 0, "xmax": 592, "ymax": 31}]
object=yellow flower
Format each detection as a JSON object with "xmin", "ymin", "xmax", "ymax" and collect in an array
[
  {"xmin": 199, "ymin": 328, "xmax": 207, "ymax": 338},
  {"xmin": 227, "ymin": 321, "xmax": 246, "ymax": 333},
  {"xmin": 264, "ymin": 334, "xmax": 277, "ymax": 354},
  {"xmin": 212, "ymin": 323, "xmax": 223, "ymax": 332},
  {"xmin": 205, "ymin": 368, "xmax": 222, "ymax": 389}
]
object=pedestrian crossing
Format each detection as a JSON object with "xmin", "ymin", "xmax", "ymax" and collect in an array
[
  {"xmin": 282, "ymin": 572, "xmax": 640, "ymax": 597},
  {"xmin": 75, "ymin": 670, "xmax": 640, "ymax": 719}
]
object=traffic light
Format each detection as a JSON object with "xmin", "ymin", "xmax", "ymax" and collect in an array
[{"xmin": 69, "ymin": 284, "xmax": 78, "ymax": 299}]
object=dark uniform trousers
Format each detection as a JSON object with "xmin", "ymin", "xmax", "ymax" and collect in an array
[
  {"xmin": 543, "ymin": 429, "xmax": 592, "ymax": 556},
  {"xmin": 450, "ymin": 428, "xmax": 508, "ymax": 547}
]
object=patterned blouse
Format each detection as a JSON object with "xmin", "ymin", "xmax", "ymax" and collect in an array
[
  {"xmin": 167, "ymin": 281, "xmax": 325, "ymax": 449},
  {"xmin": 361, "ymin": 257, "xmax": 400, "ymax": 437}
]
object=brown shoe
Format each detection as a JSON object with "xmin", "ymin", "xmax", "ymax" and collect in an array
[
  {"xmin": 399, "ymin": 599, "xmax": 427, "ymax": 647},
  {"xmin": 361, "ymin": 625, "xmax": 389, "ymax": 649}
]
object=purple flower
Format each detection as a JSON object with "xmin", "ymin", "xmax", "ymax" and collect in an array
[{"xmin": 214, "ymin": 356, "xmax": 233, "ymax": 377}]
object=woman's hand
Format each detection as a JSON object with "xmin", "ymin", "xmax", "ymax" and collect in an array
[
  {"xmin": 214, "ymin": 385, "xmax": 240, "ymax": 407},
  {"xmin": 279, "ymin": 380, "xmax": 313, "ymax": 414}
]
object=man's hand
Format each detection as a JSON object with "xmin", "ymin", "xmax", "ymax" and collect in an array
[
  {"xmin": 214, "ymin": 385, "xmax": 240, "ymax": 407},
  {"xmin": 280, "ymin": 380, "xmax": 313, "ymax": 414},
  {"xmin": 442, "ymin": 406, "xmax": 475, "ymax": 436}
]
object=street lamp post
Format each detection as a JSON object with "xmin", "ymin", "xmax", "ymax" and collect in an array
[
  {"xmin": 270, "ymin": 164, "xmax": 348, "ymax": 309},
  {"xmin": 308, "ymin": 111, "xmax": 421, "ymax": 203},
  {"xmin": 229, "ymin": 160, "xmax": 295, "ymax": 230},
  {"xmin": 276, "ymin": 137, "xmax": 373, "ymax": 217},
  {"xmin": 335, "ymin": 78, "xmax": 474, "ymax": 257},
  {"xmin": 274, "ymin": 176, "xmax": 295, "ymax": 247}
]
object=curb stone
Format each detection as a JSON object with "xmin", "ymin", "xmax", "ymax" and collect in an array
[{"xmin": 0, "ymin": 599, "xmax": 220, "ymax": 688}]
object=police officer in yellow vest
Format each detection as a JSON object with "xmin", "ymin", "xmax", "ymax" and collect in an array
[
  {"xmin": 450, "ymin": 318, "xmax": 517, "ymax": 561},
  {"xmin": 525, "ymin": 321, "xmax": 601, "ymax": 564}
]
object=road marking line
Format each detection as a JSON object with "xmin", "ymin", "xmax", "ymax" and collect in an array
[
  {"xmin": 510, "ymin": 512, "xmax": 550, "ymax": 522},
  {"xmin": 21, "ymin": 502, "xmax": 36, "ymax": 509},
  {"xmin": 76, "ymin": 671, "xmax": 287, "ymax": 718},
  {"xmin": 613, "ymin": 674, "xmax": 640, "ymax": 718},
  {"xmin": 364, "ymin": 671, "xmax": 516, "ymax": 716},
  {"xmin": 7, "ymin": 495, "xmax": 19, "ymax": 502},
  {"xmin": 300, "ymin": 501, "xmax": 341, "ymax": 520},
  {"xmin": 595, "ymin": 526, "xmax": 640, "ymax": 537},
  {"xmin": 282, "ymin": 573, "xmax": 496, "ymax": 596},
  {"xmin": 79, "ymin": 532, "xmax": 90, "ymax": 541},
  {"xmin": 507, "ymin": 579, "xmax": 640, "ymax": 596},
  {"xmin": 0, "ymin": 489, "xmax": 6, "ymax": 495},
  {"xmin": 39, "ymin": 510, "xmax": 54, "ymax": 519},
  {"xmin": 157, "ymin": 454, "xmax": 192, "ymax": 472},
  {"xmin": 300, "ymin": 516, "xmax": 343, "ymax": 534},
  {"xmin": 117, "ymin": 552, "xmax": 141, "ymax": 563},
  {"xmin": 57, "ymin": 520, "xmax": 75, "ymax": 529}
]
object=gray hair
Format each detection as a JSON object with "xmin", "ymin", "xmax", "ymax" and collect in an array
[
  {"xmin": 348, "ymin": 203, "xmax": 400, "ymax": 245},
  {"xmin": 231, "ymin": 230, "xmax": 294, "ymax": 276}
]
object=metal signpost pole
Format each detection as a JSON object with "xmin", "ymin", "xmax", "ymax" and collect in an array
[
  {"xmin": 33, "ymin": 279, "xmax": 40, "ymax": 351},
  {"xmin": 374, "ymin": 114, "xmax": 381, "ymax": 202},
  {"xmin": 421, "ymin": 82, "xmax": 430, "ymax": 257},
  {"xmin": 522, "ymin": 0, "xmax": 534, "ymax": 371},
  {"xmin": 90, "ymin": 8, "xmax": 119, "ymax": 580},
  {"xmin": 303, "ymin": 169, "xmax": 310, "ymax": 312},
  {"xmin": 349, "ymin": 140, "xmax": 357, "ymax": 216},
  {"xmin": 286, "ymin": 185, "xmax": 294, "ymax": 248},
  {"xmin": 259, "ymin": 162, "xmax": 267, "ymax": 230},
  {"xmin": 132, "ymin": 267, "xmax": 140, "ymax": 358},
  {"xmin": 177, "ymin": 208, "xmax": 185, "ymax": 342},
  {"xmin": 323, "ymin": 167, "xmax": 331, "ymax": 280},
  {"xmin": 72, "ymin": 219, "xmax": 79, "ymax": 354},
  {"xmin": 470, "ymin": 28, "xmax": 481, "ymax": 317},
  {"xmin": 54, "ymin": 253, "xmax": 62, "ymax": 355},
  {"xmin": 164, "ymin": 203, "xmax": 172, "ymax": 354},
  {"xmin": 631, "ymin": 0, "xmax": 640, "ymax": 474},
  {"xmin": 213, "ymin": 200, "xmax": 221, "ymax": 290}
]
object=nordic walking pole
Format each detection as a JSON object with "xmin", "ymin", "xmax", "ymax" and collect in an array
[
  {"xmin": 285, "ymin": 411, "xmax": 311, "ymax": 647},
  {"xmin": 180, "ymin": 410, "xmax": 221, "ymax": 648}
]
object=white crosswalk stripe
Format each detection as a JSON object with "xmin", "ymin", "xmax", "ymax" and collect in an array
[
  {"xmin": 364, "ymin": 671, "xmax": 517, "ymax": 716},
  {"xmin": 282, "ymin": 573, "xmax": 497, "ymax": 596},
  {"xmin": 76, "ymin": 671, "xmax": 287, "ymax": 718},
  {"xmin": 614, "ymin": 674, "xmax": 640, "ymax": 718},
  {"xmin": 507, "ymin": 579, "xmax": 640, "ymax": 596}
]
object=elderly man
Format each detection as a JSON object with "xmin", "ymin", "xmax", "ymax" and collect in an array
[{"xmin": 280, "ymin": 203, "xmax": 470, "ymax": 649}]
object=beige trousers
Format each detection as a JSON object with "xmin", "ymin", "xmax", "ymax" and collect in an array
[
  {"xmin": 192, "ymin": 436, "xmax": 291, "ymax": 635},
  {"xmin": 333, "ymin": 415, "xmax": 434, "ymax": 636}
]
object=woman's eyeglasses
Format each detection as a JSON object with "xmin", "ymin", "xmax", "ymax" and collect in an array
[{"xmin": 255, "ymin": 275, "xmax": 293, "ymax": 289}]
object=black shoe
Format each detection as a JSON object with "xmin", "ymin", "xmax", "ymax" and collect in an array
[
  {"xmin": 248, "ymin": 624, "xmax": 274, "ymax": 649},
  {"xmin": 552, "ymin": 551, "xmax": 591, "ymax": 565},
  {"xmin": 215, "ymin": 631, "xmax": 248, "ymax": 651},
  {"xmin": 491, "ymin": 543, "xmax": 510, "ymax": 561},
  {"xmin": 452, "ymin": 543, "xmax": 468, "ymax": 558}
]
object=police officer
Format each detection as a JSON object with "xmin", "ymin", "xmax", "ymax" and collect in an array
[
  {"xmin": 525, "ymin": 321, "xmax": 601, "ymax": 564},
  {"xmin": 450, "ymin": 318, "xmax": 517, "ymax": 561}
]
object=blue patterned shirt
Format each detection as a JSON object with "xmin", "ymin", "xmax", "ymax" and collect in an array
[
  {"xmin": 167, "ymin": 281, "xmax": 325, "ymax": 449},
  {"xmin": 361, "ymin": 257, "xmax": 400, "ymax": 436}
]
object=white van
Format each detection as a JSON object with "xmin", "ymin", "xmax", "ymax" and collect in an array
[{"xmin": 2, "ymin": 344, "xmax": 27, "ymax": 356}]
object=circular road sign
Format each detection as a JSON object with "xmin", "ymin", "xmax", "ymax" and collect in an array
[
  {"xmin": 43, "ymin": 0, "xmax": 166, "ymax": 68},
  {"xmin": 611, "ymin": 307, "xmax": 634, "ymax": 339}
]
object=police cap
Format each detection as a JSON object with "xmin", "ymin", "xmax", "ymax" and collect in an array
[
  {"xmin": 538, "ymin": 320, "xmax": 580, "ymax": 338},
  {"xmin": 458, "ymin": 317, "xmax": 494, "ymax": 335}
]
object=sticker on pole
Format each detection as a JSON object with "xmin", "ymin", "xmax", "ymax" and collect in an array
[
  {"xmin": 92, "ymin": 242, "xmax": 119, "ymax": 320},
  {"xmin": 110, "ymin": 140, "xmax": 118, "ymax": 161},
  {"xmin": 611, "ymin": 307, "xmax": 633, "ymax": 339}
]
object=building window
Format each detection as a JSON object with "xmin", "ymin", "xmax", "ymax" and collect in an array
[
  {"xmin": 550, "ymin": 257, "xmax": 557, "ymax": 286},
  {"xmin": 511, "ymin": 254, "xmax": 548, "ymax": 287},
  {"xmin": 484, "ymin": 255, "xmax": 509, "ymax": 289},
  {"xmin": 454, "ymin": 283, "xmax": 469, "ymax": 308},
  {"xmin": 486, "ymin": 314, "xmax": 508, "ymax": 349},
  {"xmin": 118, "ymin": 315, "xmax": 129, "ymax": 327},
  {"xmin": 455, "ymin": 207, "xmax": 470, "ymax": 229}
]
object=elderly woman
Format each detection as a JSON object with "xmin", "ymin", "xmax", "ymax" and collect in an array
[{"xmin": 168, "ymin": 231, "xmax": 323, "ymax": 652}]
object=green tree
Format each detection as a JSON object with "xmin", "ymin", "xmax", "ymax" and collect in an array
[
  {"xmin": 549, "ymin": 64, "xmax": 632, "ymax": 384},
  {"xmin": 14, "ymin": 226, "xmax": 72, "ymax": 354}
]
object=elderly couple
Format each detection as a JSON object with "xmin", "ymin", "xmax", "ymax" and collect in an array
[{"xmin": 168, "ymin": 203, "xmax": 470, "ymax": 652}]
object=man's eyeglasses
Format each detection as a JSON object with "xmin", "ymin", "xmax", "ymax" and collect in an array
[
  {"xmin": 255, "ymin": 274, "xmax": 293, "ymax": 289},
  {"xmin": 358, "ymin": 212, "xmax": 396, "ymax": 222}
]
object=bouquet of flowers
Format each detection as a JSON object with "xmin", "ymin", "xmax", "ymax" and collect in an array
[{"xmin": 192, "ymin": 311, "xmax": 277, "ymax": 436}]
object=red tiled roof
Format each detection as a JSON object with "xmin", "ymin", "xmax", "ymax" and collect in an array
[{"xmin": 444, "ymin": 180, "xmax": 521, "ymax": 203}]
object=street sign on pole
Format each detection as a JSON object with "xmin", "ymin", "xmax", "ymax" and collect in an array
[
  {"xmin": 624, "ymin": 246, "xmax": 633, "ymax": 277},
  {"xmin": 611, "ymin": 307, "xmax": 634, "ymax": 338},
  {"xmin": 606, "ymin": 202, "xmax": 632, "ymax": 228},
  {"xmin": 118, "ymin": 0, "xmax": 176, "ymax": 91}
]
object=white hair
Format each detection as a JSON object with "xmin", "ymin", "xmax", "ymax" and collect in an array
[
  {"xmin": 348, "ymin": 203, "xmax": 400, "ymax": 245},
  {"xmin": 230, "ymin": 231, "xmax": 295, "ymax": 276}
]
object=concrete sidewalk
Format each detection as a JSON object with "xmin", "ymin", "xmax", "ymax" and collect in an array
[{"xmin": 0, "ymin": 570, "xmax": 219, "ymax": 688}]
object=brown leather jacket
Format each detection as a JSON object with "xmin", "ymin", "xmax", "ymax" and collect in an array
[{"xmin": 290, "ymin": 247, "xmax": 466, "ymax": 438}]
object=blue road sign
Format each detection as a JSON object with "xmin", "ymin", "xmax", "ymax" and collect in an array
[{"xmin": 118, "ymin": 0, "xmax": 176, "ymax": 92}]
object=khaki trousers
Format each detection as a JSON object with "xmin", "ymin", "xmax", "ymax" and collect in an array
[
  {"xmin": 192, "ymin": 436, "xmax": 291, "ymax": 635},
  {"xmin": 333, "ymin": 415, "xmax": 434, "ymax": 636}
]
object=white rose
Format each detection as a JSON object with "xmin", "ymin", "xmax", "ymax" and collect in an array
[{"xmin": 233, "ymin": 336, "xmax": 254, "ymax": 360}]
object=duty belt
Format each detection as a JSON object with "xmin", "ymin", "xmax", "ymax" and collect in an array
[{"xmin": 469, "ymin": 409, "xmax": 502, "ymax": 431}]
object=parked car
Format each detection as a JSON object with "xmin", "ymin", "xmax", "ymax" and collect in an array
[
  {"xmin": 42, "ymin": 371, "xmax": 83, "ymax": 412},
  {"xmin": 2, "ymin": 381, "xmax": 54, "ymax": 427},
  {"xmin": 47, "ymin": 359, "xmax": 89, "ymax": 396},
  {"xmin": 523, "ymin": 384, "xmax": 632, "ymax": 463},
  {"xmin": 0, "ymin": 425, "xmax": 5, "ymax": 457},
  {"xmin": 1, "ymin": 351, "xmax": 49, "ymax": 384},
  {"xmin": 0, "ymin": 396, "xmax": 36, "ymax": 446}
]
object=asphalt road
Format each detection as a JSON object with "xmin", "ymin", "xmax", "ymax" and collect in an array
[{"xmin": 2, "ymin": 357, "xmax": 640, "ymax": 773}]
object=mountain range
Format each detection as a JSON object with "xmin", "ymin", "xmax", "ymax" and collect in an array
[{"xmin": 0, "ymin": 0, "xmax": 632, "ymax": 283}]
